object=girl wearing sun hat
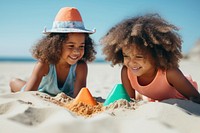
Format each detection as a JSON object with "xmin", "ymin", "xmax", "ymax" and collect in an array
[{"xmin": 10, "ymin": 7, "xmax": 96, "ymax": 98}]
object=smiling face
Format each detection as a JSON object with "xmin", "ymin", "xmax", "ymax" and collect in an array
[
  {"xmin": 122, "ymin": 44, "xmax": 156, "ymax": 77},
  {"xmin": 59, "ymin": 33, "xmax": 85, "ymax": 65}
]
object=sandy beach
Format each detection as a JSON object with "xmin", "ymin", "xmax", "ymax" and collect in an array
[{"xmin": 0, "ymin": 59, "xmax": 200, "ymax": 133}]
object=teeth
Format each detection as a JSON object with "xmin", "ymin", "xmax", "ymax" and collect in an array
[
  {"xmin": 132, "ymin": 67, "xmax": 140, "ymax": 70},
  {"xmin": 70, "ymin": 56, "xmax": 78, "ymax": 59},
  {"xmin": 71, "ymin": 55, "xmax": 76, "ymax": 58}
]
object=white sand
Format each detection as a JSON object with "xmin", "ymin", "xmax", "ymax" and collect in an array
[{"xmin": 0, "ymin": 59, "xmax": 200, "ymax": 133}]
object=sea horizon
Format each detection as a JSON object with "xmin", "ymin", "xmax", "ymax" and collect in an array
[{"xmin": 0, "ymin": 56, "xmax": 106, "ymax": 63}]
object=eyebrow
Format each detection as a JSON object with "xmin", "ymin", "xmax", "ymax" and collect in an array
[
  {"xmin": 66, "ymin": 41, "xmax": 85, "ymax": 45},
  {"xmin": 122, "ymin": 52, "xmax": 144, "ymax": 56}
]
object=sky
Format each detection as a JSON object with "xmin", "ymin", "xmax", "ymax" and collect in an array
[{"xmin": 0, "ymin": 0, "xmax": 200, "ymax": 59}]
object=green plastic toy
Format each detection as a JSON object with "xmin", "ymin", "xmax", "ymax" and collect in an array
[{"xmin": 103, "ymin": 84, "xmax": 131, "ymax": 106}]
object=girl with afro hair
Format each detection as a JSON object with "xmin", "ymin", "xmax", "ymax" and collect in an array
[{"xmin": 101, "ymin": 13, "xmax": 200, "ymax": 103}]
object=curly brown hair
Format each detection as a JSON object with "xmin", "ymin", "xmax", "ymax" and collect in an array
[
  {"xmin": 31, "ymin": 33, "xmax": 96, "ymax": 64},
  {"xmin": 101, "ymin": 13, "xmax": 183, "ymax": 70}
]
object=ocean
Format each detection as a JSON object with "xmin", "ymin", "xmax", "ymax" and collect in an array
[{"xmin": 0, "ymin": 57, "xmax": 106, "ymax": 63}]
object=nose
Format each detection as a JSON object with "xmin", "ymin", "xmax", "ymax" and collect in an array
[{"xmin": 72, "ymin": 48, "xmax": 80, "ymax": 54}]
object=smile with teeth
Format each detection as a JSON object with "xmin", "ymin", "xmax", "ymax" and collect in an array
[
  {"xmin": 132, "ymin": 67, "xmax": 141, "ymax": 70},
  {"xmin": 69, "ymin": 56, "xmax": 79, "ymax": 60}
]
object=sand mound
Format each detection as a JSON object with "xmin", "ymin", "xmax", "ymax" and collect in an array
[{"xmin": 36, "ymin": 92, "xmax": 138, "ymax": 117}]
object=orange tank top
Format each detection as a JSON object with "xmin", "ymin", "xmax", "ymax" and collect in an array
[{"xmin": 127, "ymin": 68, "xmax": 198, "ymax": 101}]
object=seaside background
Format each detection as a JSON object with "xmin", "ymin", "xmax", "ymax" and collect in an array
[
  {"xmin": 1, "ymin": 1, "xmax": 200, "ymax": 133},
  {"xmin": 0, "ymin": 0, "xmax": 200, "ymax": 61}
]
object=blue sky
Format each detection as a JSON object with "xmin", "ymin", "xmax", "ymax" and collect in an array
[{"xmin": 0, "ymin": 0, "xmax": 200, "ymax": 59}]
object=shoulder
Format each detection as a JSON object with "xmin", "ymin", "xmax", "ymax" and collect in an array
[
  {"xmin": 77, "ymin": 60, "xmax": 87, "ymax": 68},
  {"xmin": 75, "ymin": 61, "xmax": 88, "ymax": 80},
  {"xmin": 36, "ymin": 61, "xmax": 49, "ymax": 70},
  {"xmin": 166, "ymin": 67, "xmax": 184, "ymax": 84},
  {"xmin": 166, "ymin": 67, "xmax": 183, "ymax": 77},
  {"xmin": 76, "ymin": 60, "xmax": 88, "ymax": 72},
  {"xmin": 121, "ymin": 65, "xmax": 128, "ymax": 74},
  {"xmin": 121, "ymin": 65, "xmax": 128, "ymax": 78},
  {"xmin": 34, "ymin": 61, "xmax": 49, "ymax": 76}
]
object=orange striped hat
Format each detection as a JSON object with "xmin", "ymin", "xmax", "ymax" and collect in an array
[{"xmin": 43, "ymin": 7, "xmax": 95, "ymax": 34}]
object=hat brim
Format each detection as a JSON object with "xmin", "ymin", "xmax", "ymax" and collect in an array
[{"xmin": 43, "ymin": 28, "xmax": 96, "ymax": 34}]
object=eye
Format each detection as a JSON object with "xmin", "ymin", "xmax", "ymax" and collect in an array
[
  {"xmin": 79, "ymin": 45, "xmax": 85, "ymax": 49},
  {"xmin": 123, "ymin": 53, "xmax": 129, "ymax": 58},
  {"xmin": 66, "ymin": 45, "xmax": 74, "ymax": 49},
  {"xmin": 135, "ymin": 55, "xmax": 144, "ymax": 59}
]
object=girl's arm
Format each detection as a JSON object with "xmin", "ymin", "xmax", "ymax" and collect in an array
[
  {"xmin": 24, "ymin": 62, "xmax": 49, "ymax": 91},
  {"xmin": 166, "ymin": 68, "xmax": 200, "ymax": 103},
  {"xmin": 73, "ymin": 60, "xmax": 87, "ymax": 98},
  {"xmin": 121, "ymin": 65, "xmax": 135, "ymax": 99}
]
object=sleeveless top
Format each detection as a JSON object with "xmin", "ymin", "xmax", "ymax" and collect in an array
[
  {"xmin": 127, "ymin": 68, "xmax": 198, "ymax": 101},
  {"xmin": 21, "ymin": 63, "xmax": 77, "ymax": 97}
]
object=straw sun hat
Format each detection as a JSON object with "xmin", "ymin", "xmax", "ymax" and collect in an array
[{"xmin": 43, "ymin": 7, "xmax": 95, "ymax": 34}]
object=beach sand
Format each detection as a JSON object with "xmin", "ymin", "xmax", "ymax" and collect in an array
[{"xmin": 0, "ymin": 59, "xmax": 200, "ymax": 133}]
